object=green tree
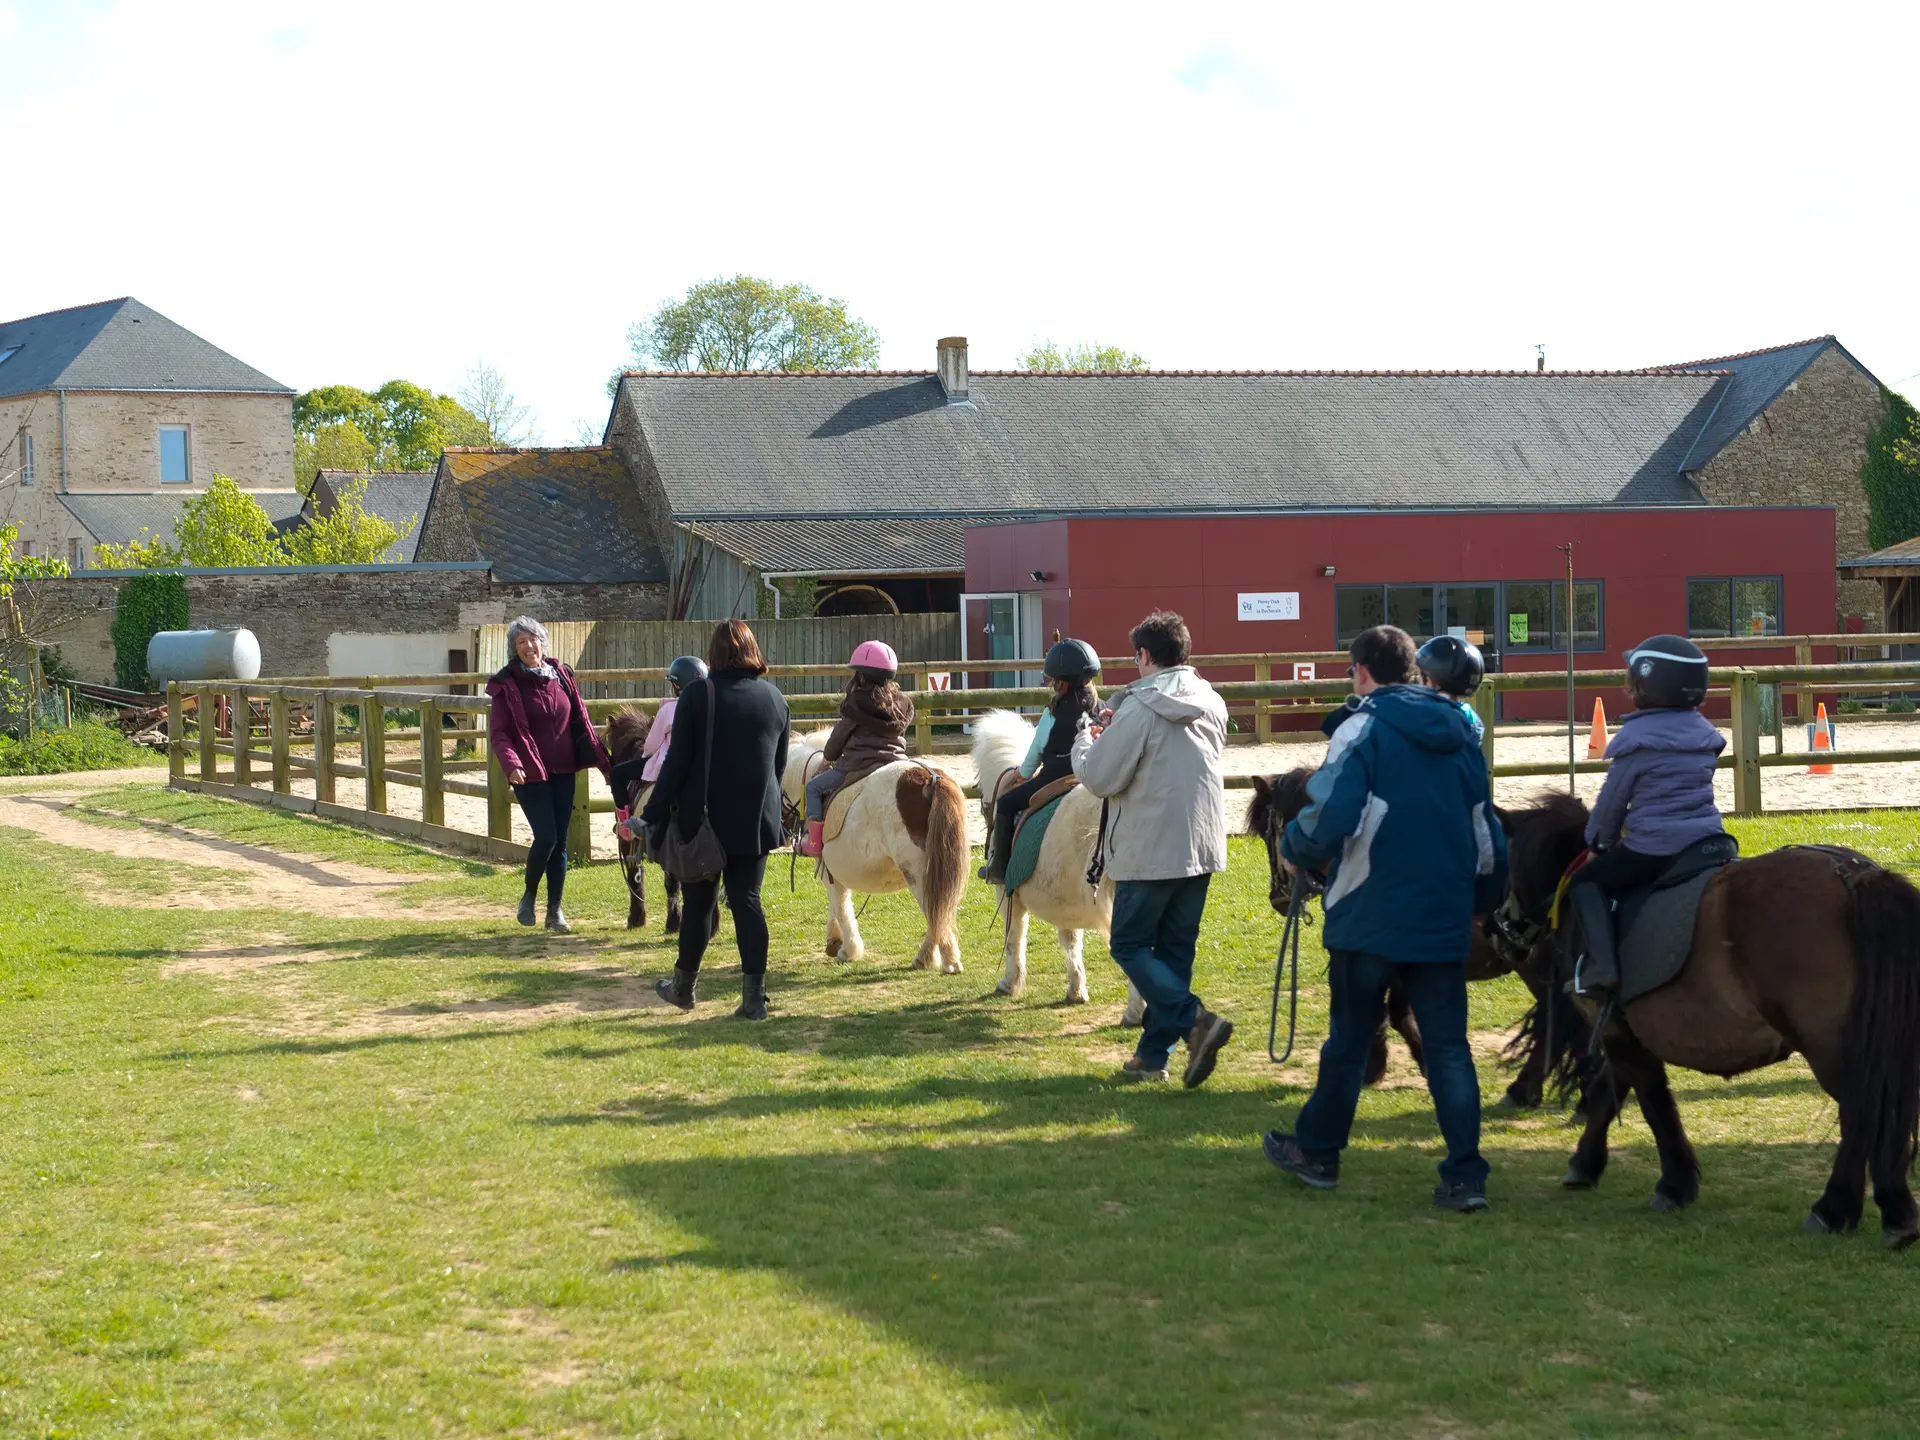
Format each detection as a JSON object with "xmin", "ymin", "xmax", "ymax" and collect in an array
[
  {"xmin": 458, "ymin": 362, "xmax": 538, "ymax": 445},
  {"xmin": 623, "ymin": 275, "xmax": 881, "ymax": 378},
  {"xmin": 2, "ymin": 522, "xmax": 73, "ymax": 725},
  {"xmin": 292, "ymin": 381, "xmax": 490, "ymax": 473},
  {"xmin": 1018, "ymin": 341, "xmax": 1150, "ymax": 372},
  {"xmin": 1861, "ymin": 388, "xmax": 1920, "ymax": 548},
  {"xmin": 284, "ymin": 476, "xmax": 412, "ymax": 565},
  {"xmin": 95, "ymin": 475, "xmax": 286, "ymax": 569}
]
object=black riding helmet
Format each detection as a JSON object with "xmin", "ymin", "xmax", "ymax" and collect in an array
[
  {"xmin": 1044, "ymin": 637, "xmax": 1102, "ymax": 683},
  {"xmin": 1415, "ymin": 635, "xmax": 1485, "ymax": 698},
  {"xmin": 1624, "ymin": 634, "xmax": 1709, "ymax": 709},
  {"xmin": 666, "ymin": 655, "xmax": 709, "ymax": 694}
]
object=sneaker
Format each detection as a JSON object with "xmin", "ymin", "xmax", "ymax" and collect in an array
[
  {"xmin": 1263, "ymin": 1131, "xmax": 1338, "ymax": 1190},
  {"xmin": 1116, "ymin": 1055, "xmax": 1170, "ymax": 1084},
  {"xmin": 1433, "ymin": 1182, "xmax": 1490, "ymax": 1213},
  {"xmin": 1182, "ymin": 1007, "xmax": 1235, "ymax": 1089}
]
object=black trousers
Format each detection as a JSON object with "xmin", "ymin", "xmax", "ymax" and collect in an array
[
  {"xmin": 678, "ymin": 852, "xmax": 771, "ymax": 976},
  {"xmin": 1568, "ymin": 844, "xmax": 1670, "ymax": 901},
  {"xmin": 513, "ymin": 771, "xmax": 577, "ymax": 904},
  {"xmin": 995, "ymin": 757, "xmax": 1072, "ymax": 828}
]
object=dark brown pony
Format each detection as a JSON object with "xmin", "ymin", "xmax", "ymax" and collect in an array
[
  {"xmin": 605, "ymin": 708, "xmax": 682, "ymax": 933},
  {"xmin": 1506, "ymin": 791, "xmax": 1920, "ymax": 1247},
  {"xmin": 1249, "ymin": 769, "xmax": 1590, "ymax": 1108}
]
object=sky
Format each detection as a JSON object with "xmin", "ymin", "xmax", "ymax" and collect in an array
[{"xmin": 3, "ymin": 0, "xmax": 1917, "ymax": 444}]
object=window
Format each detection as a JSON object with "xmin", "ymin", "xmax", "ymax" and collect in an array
[
  {"xmin": 68, "ymin": 538, "xmax": 82, "ymax": 571},
  {"xmin": 159, "ymin": 424, "xmax": 190, "ymax": 483},
  {"xmin": 1339, "ymin": 579, "xmax": 1603, "ymax": 651},
  {"xmin": 1688, "ymin": 576, "xmax": 1781, "ymax": 638},
  {"xmin": 18, "ymin": 432, "xmax": 30, "ymax": 486},
  {"xmin": 19, "ymin": 540, "xmax": 32, "ymax": 558},
  {"xmin": 0, "ymin": 345, "xmax": 18, "ymax": 366}
]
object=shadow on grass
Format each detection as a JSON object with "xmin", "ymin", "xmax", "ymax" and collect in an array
[{"xmin": 598, "ymin": 1126, "xmax": 1915, "ymax": 1437}]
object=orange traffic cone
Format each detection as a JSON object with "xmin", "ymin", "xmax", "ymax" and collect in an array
[
  {"xmin": 1808, "ymin": 702, "xmax": 1835, "ymax": 775},
  {"xmin": 1585, "ymin": 698, "xmax": 1609, "ymax": 759}
]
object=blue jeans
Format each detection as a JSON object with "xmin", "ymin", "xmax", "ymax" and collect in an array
[
  {"xmin": 1110, "ymin": 874, "xmax": 1213, "ymax": 1069},
  {"xmin": 513, "ymin": 771, "xmax": 577, "ymax": 906},
  {"xmin": 1294, "ymin": 949, "xmax": 1488, "ymax": 1189}
]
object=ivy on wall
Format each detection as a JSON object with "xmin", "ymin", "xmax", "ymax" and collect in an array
[
  {"xmin": 111, "ymin": 573, "xmax": 189, "ymax": 691},
  {"xmin": 1861, "ymin": 387, "xmax": 1920, "ymax": 550}
]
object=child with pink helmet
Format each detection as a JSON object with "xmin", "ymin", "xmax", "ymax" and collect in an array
[{"xmin": 795, "ymin": 640, "xmax": 916, "ymax": 857}]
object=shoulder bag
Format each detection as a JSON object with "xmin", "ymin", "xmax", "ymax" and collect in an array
[{"xmin": 654, "ymin": 677, "xmax": 727, "ymax": 885}]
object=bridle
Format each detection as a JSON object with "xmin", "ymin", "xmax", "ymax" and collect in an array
[{"xmin": 783, "ymin": 749, "xmax": 827, "ymax": 840}]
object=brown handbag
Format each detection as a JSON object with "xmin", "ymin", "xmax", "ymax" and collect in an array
[{"xmin": 653, "ymin": 677, "xmax": 727, "ymax": 885}]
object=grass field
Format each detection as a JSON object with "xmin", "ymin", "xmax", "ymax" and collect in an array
[{"xmin": 3, "ymin": 782, "xmax": 1919, "ymax": 1437}]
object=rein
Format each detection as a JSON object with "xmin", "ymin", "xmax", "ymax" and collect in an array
[{"xmin": 1269, "ymin": 879, "xmax": 1307, "ymax": 1064}]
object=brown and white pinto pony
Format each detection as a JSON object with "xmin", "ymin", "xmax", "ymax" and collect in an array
[
  {"xmin": 604, "ymin": 708, "xmax": 682, "ymax": 933},
  {"xmin": 781, "ymin": 730, "xmax": 969, "ymax": 973}
]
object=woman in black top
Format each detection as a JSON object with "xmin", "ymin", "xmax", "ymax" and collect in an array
[
  {"xmin": 979, "ymin": 638, "xmax": 1102, "ymax": 883},
  {"xmin": 641, "ymin": 619, "xmax": 790, "ymax": 1019}
]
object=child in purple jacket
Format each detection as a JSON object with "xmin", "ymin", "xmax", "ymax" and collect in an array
[{"xmin": 1568, "ymin": 634, "xmax": 1727, "ymax": 995}]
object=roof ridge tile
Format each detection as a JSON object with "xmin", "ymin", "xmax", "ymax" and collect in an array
[
  {"xmin": 1657, "ymin": 336, "xmax": 1834, "ymax": 370},
  {"xmin": 623, "ymin": 367, "xmax": 1728, "ymax": 380},
  {"xmin": 0, "ymin": 296, "xmax": 132, "ymax": 328}
]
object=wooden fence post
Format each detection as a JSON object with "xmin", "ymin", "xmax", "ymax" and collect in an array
[
  {"xmin": 568, "ymin": 776, "xmax": 593, "ymax": 865},
  {"xmin": 1254, "ymin": 658, "xmax": 1272, "ymax": 744},
  {"xmin": 314, "ymin": 692, "xmax": 336, "ymax": 805},
  {"xmin": 167, "ymin": 682, "xmax": 184, "ymax": 784},
  {"xmin": 486, "ymin": 732, "xmax": 513, "ymax": 842},
  {"xmin": 1794, "ymin": 641, "xmax": 1813, "ymax": 724},
  {"xmin": 1473, "ymin": 680, "xmax": 1498, "ymax": 771},
  {"xmin": 1731, "ymin": 668, "xmax": 1763, "ymax": 816},
  {"xmin": 420, "ymin": 699, "xmax": 444, "ymax": 827},
  {"xmin": 914, "ymin": 673, "xmax": 933, "ymax": 756},
  {"xmin": 270, "ymin": 692, "xmax": 290, "ymax": 794},
  {"xmin": 364, "ymin": 696, "xmax": 387, "ymax": 814},
  {"xmin": 199, "ymin": 685, "xmax": 217, "ymax": 782},
  {"xmin": 232, "ymin": 686, "xmax": 252, "ymax": 786}
]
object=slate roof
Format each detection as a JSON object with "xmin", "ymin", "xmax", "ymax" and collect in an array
[
  {"xmin": 60, "ymin": 490, "xmax": 306, "ymax": 546},
  {"xmin": 0, "ymin": 297, "xmax": 292, "ymax": 400},
  {"xmin": 618, "ymin": 369, "xmax": 1726, "ymax": 521},
  {"xmin": 425, "ymin": 448, "xmax": 668, "ymax": 583},
  {"xmin": 1662, "ymin": 336, "xmax": 1853, "ymax": 472},
  {"xmin": 688, "ymin": 516, "xmax": 968, "ymax": 573},
  {"xmin": 1840, "ymin": 536, "xmax": 1920, "ymax": 569},
  {"xmin": 307, "ymin": 469, "xmax": 435, "ymax": 563}
]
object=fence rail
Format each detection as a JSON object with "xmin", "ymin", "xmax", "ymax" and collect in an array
[{"xmin": 164, "ymin": 654, "xmax": 1920, "ymax": 865}]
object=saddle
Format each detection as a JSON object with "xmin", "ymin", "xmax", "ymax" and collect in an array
[
  {"xmin": 1604, "ymin": 834, "xmax": 1740, "ymax": 1005},
  {"xmin": 1002, "ymin": 778, "xmax": 1081, "ymax": 898},
  {"xmin": 822, "ymin": 768, "xmax": 880, "ymax": 844}
]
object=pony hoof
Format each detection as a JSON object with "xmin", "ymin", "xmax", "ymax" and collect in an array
[
  {"xmin": 993, "ymin": 981, "xmax": 1016, "ymax": 997},
  {"xmin": 1560, "ymin": 1167, "xmax": 1597, "ymax": 1190},
  {"xmin": 1649, "ymin": 1191, "xmax": 1686, "ymax": 1214},
  {"xmin": 1884, "ymin": 1226, "xmax": 1918, "ymax": 1252},
  {"xmin": 1065, "ymin": 992, "xmax": 1088, "ymax": 1006},
  {"xmin": 825, "ymin": 937, "xmax": 842, "ymax": 959},
  {"xmin": 1803, "ymin": 1212, "xmax": 1837, "ymax": 1234}
]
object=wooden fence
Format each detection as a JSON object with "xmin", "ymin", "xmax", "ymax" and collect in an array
[
  {"xmin": 473, "ymin": 614, "xmax": 962, "ymax": 697},
  {"xmin": 165, "ymin": 656, "xmax": 1920, "ymax": 866}
]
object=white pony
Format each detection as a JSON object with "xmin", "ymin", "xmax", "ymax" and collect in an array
[
  {"xmin": 781, "ymin": 731, "xmax": 970, "ymax": 973},
  {"xmin": 970, "ymin": 709, "xmax": 1139, "ymax": 1013}
]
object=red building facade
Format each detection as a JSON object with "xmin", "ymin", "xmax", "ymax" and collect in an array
[{"xmin": 964, "ymin": 507, "xmax": 1837, "ymax": 720}]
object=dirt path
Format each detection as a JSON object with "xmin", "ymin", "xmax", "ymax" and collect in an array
[{"xmin": 0, "ymin": 789, "xmax": 470, "ymax": 919}]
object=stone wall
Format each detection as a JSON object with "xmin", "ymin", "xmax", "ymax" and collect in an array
[
  {"xmin": 1693, "ymin": 346, "xmax": 1887, "ymax": 625},
  {"xmin": 26, "ymin": 565, "xmax": 668, "ymax": 685},
  {"xmin": 0, "ymin": 388, "xmax": 296, "ymax": 562}
]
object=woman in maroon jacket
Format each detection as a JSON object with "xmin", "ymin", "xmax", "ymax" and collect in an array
[{"xmin": 486, "ymin": 616, "xmax": 611, "ymax": 932}]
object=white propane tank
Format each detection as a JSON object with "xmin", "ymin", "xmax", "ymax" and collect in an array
[{"xmin": 146, "ymin": 628, "xmax": 263, "ymax": 686}]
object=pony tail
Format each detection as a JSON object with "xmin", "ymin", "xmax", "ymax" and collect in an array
[
  {"xmin": 1841, "ymin": 867, "xmax": 1920, "ymax": 1223},
  {"xmin": 919, "ymin": 769, "xmax": 970, "ymax": 961}
]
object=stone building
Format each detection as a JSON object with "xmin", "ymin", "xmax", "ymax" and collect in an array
[
  {"xmin": 0, "ymin": 298, "xmax": 296, "ymax": 567},
  {"xmin": 601, "ymin": 334, "xmax": 1904, "ymax": 631}
]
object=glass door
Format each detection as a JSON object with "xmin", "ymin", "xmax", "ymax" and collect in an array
[{"xmin": 960, "ymin": 591, "xmax": 1021, "ymax": 691}]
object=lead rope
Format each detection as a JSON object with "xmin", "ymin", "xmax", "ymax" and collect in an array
[{"xmin": 1268, "ymin": 881, "xmax": 1306, "ymax": 1065}]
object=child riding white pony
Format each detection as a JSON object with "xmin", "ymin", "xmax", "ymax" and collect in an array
[{"xmin": 783, "ymin": 641, "xmax": 969, "ymax": 973}]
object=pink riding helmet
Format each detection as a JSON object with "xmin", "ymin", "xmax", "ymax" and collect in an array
[{"xmin": 849, "ymin": 640, "xmax": 899, "ymax": 674}]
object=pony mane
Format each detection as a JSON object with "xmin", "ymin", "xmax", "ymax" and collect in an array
[
  {"xmin": 1501, "ymin": 789, "xmax": 1591, "ymax": 910},
  {"xmin": 1247, "ymin": 766, "xmax": 1316, "ymax": 837},
  {"xmin": 605, "ymin": 706, "xmax": 651, "ymax": 764}
]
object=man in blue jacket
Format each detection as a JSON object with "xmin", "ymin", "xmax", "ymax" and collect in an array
[{"xmin": 1263, "ymin": 625, "xmax": 1507, "ymax": 1212}]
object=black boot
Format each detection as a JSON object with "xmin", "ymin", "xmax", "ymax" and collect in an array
[
  {"xmin": 734, "ymin": 972, "xmax": 769, "ymax": 1021},
  {"xmin": 1570, "ymin": 884, "xmax": 1619, "ymax": 996},
  {"xmin": 516, "ymin": 889, "xmax": 537, "ymax": 926},
  {"xmin": 655, "ymin": 967, "xmax": 698, "ymax": 1010},
  {"xmin": 979, "ymin": 808, "xmax": 1015, "ymax": 883}
]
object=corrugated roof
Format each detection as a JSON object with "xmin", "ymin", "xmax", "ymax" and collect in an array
[
  {"xmin": 60, "ymin": 490, "xmax": 306, "ymax": 546},
  {"xmin": 1841, "ymin": 536, "xmax": 1920, "ymax": 568},
  {"xmin": 308, "ymin": 469, "xmax": 434, "ymax": 563},
  {"xmin": 688, "ymin": 516, "xmax": 968, "ymax": 573},
  {"xmin": 620, "ymin": 370, "xmax": 1725, "ymax": 518},
  {"xmin": 0, "ymin": 297, "xmax": 292, "ymax": 399},
  {"xmin": 1664, "ymin": 337, "xmax": 1839, "ymax": 472},
  {"xmin": 429, "ymin": 447, "xmax": 668, "ymax": 583}
]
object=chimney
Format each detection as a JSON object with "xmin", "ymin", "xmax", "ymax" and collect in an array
[{"xmin": 937, "ymin": 336, "xmax": 969, "ymax": 401}]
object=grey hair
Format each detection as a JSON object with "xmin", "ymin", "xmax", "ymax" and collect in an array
[{"xmin": 506, "ymin": 616, "xmax": 549, "ymax": 651}]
